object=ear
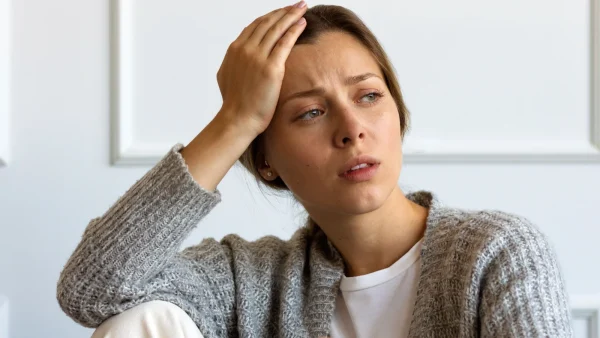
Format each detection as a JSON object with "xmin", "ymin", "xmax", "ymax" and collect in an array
[{"xmin": 257, "ymin": 156, "xmax": 279, "ymax": 181}]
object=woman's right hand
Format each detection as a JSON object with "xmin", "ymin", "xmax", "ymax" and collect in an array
[
  {"xmin": 181, "ymin": 2, "xmax": 307, "ymax": 191},
  {"xmin": 216, "ymin": 1, "xmax": 308, "ymax": 137}
]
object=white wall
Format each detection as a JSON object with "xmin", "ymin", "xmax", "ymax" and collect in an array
[{"xmin": 1, "ymin": 0, "xmax": 599, "ymax": 337}]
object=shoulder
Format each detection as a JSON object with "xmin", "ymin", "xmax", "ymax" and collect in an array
[
  {"xmin": 217, "ymin": 225, "xmax": 313, "ymax": 250},
  {"xmin": 408, "ymin": 190, "xmax": 551, "ymax": 252},
  {"xmin": 421, "ymin": 205, "xmax": 566, "ymax": 303},
  {"xmin": 425, "ymin": 205, "xmax": 556, "ymax": 263},
  {"xmin": 431, "ymin": 203, "xmax": 541, "ymax": 234},
  {"xmin": 183, "ymin": 226, "xmax": 316, "ymax": 263},
  {"xmin": 417, "ymin": 202, "xmax": 572, "ymax": 336}
]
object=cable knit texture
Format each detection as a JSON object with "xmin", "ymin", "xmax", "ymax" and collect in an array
[{"xmin": 57, "ymin": 143, "xmax": 573, "ymax": 338}]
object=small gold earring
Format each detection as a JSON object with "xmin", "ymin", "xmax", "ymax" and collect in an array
[{"xmin": 267, "ymin": 171, "xmax": 273, "ymax": 177}]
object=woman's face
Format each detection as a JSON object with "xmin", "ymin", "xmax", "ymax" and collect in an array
[{"xmin": 262, "ymin": 31, "xmax": 403, "ymax": 217}]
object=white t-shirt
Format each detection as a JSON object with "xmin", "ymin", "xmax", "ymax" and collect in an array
[{"xmin": 330, "ymin": 238, "xmax": 423, "ymax": 338}]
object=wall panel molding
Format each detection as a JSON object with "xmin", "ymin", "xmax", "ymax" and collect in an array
[
  {"xmin": 110, "ymin": 0, "xmax": 137, "ymax": 165},
  {"xmin": 572, "ymin": 294, "xmax": 600, "ymax": 338},
  {"xmin": 110, "ymin": 0, "xmax": 600, "ymax": 165},
  {"xmin": 0, "ymin": 0, "xmax": 10, "ymax": 167},
  {"xmin": 590, "ymin": 0, "xmax": 600, "ymax": 162},
  {"xmin": 0, "ymin": 295, "xmax": 8, "ymax": 338},
  {"xmin": 404, "ymin": 0, "xmax": 600, "ymax": 163}
]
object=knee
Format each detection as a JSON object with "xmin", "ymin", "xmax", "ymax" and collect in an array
[{"xmin": 90, "ymin": 300, "xmax": 204, "ymax": 338}]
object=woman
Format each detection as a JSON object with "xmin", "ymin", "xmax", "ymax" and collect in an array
[{"xmin": 57, "ymin": 2, "xmax": 573, "ymax": 337}]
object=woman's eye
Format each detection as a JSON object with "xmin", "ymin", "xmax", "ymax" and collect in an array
[
  {"xmin": 298, "ymin": 109, "xmax": 323, "ymax": 121},
  {"xmin": 360, "ymin": 92, "xmax": 381, "ymax": 103},
  {"xmin": 297, "ymin": 92, "xmax": 382, "ymax": 121}
]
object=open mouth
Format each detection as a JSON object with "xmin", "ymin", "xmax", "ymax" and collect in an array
[
  {"xmin": 340, "ymin": 163, "xmax": 379, "ymax": 182},
  {"xmin": 346, "ymin": 163, "xmax": 374, "ymax": 173}
]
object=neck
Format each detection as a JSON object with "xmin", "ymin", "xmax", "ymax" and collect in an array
[{"xmin": 310, "ymin": 186, "xmax": 429, "ymax": 277}]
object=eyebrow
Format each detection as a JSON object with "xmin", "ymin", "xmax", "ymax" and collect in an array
[{"xmin": 279, "ymin": 72, "xmax": 382, "ymax": 107}]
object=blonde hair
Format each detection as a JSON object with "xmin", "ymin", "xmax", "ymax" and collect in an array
[{"xmin": 237, "ymin": 5, "xmax": 411, "ymax": 232}]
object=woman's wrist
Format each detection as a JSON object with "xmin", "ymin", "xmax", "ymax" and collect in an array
[
  {"xmin": 180, "ymin": 111, "xmax": 257, "ymax": 191},
  {"xmin": 214, "ymin": 105, "xmax": 266, "ymax": 142}
]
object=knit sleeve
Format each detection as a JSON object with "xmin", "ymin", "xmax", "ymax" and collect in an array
[
  {"xmin": 478, "ymin": 214, "xmax": 573, "ymax": 337},
  {"xmin": 56, "ymin": 143, "xmax": 239, "ymax": 337}
]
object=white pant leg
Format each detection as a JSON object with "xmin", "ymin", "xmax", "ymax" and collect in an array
[{"xmin": 91, "ymin": 300, "xmax": 205, "ymax": 338}]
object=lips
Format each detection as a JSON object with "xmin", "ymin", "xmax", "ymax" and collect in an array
[{"xmin": 338, "ymin": 155, "xmax": 380, "ymax": 176}]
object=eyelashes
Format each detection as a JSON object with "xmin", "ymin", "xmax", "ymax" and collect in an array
[
  {"xmin": 297, "ymin": 90, "xmax": 385, "ymax": 122},
  {"xmin": 359, "ymin": 90, "xmax": 384, "ymax": 104}
]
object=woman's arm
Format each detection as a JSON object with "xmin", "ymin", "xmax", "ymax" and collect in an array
[
  {"xmin": 56, "ymin": 137, "xmax": 293, "ymax": 337},
  {"xmin": 56, "ymin": 140, "xmax": 228, "ymax": 328},
  {"xmin": 180, "ymin": 110, "xmax": 258, "ymax": 192},
  {"xmin": 56, "ymin": 2, "xmax": 309, "ymax": 333},
  {"xmin": 479, "ymin": 217, "xmax": 573, "ymax": 337}
]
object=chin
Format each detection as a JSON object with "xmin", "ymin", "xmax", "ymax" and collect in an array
[
  {"xmin": 294, "ymin": 176, "xmax": 397, "ymax": 215},
  {"xmin": 335, "ymin": 186, "xmax": 389, "ymax": 215}
]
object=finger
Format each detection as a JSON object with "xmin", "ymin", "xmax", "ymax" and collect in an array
[
  {"xmin": 268, "ymin": 16, "xmax": 307, "ymax": 65},
  {"xmin": 259, "ymin": 4, "xmax": 307, "ymax": 53},
  {"xmin": 247, "ymin": 5, "xmax": 299, "ymax": 47},
  {"xmin": 237, "ymin": 6, "xmax": 291, "ymax": 43}
]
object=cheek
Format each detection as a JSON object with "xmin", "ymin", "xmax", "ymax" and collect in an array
[
  {"xmin": 288, "ymin": 147, "xmax": 323, "ymax": 177},
  {"xmin": 271, "ymin": 135, "xmax": 322, "ymax": 181},
  {"xmin": 376, "ymin": 111, "xmax": 403, "ymax": 174},
  {"xmin": 375, "ymin": 108, "xmax": 402, "ymax": 144}
]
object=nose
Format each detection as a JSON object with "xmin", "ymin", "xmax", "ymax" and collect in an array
[{"xmin": 333, "ymin": 105, "xmax": 366, "ymax": 148}]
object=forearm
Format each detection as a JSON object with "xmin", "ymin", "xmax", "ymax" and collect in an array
[
  {"xmin": 57, "ymin": 144, "xmax": 222, "ymax": 321},
  {"xmin": 180, "ymin": 110, "xmax": 258, "ymax": 192}
]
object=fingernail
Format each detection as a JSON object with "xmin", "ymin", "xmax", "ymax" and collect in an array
[
  {"xmin": 296, "ymin": 17, "xmax": 306, "ymax": 25},
  {"xmin": 294, "ymin": 1, "xmax": 306, "ymax": 8}
]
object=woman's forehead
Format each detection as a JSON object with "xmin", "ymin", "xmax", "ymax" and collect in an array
[{"xmin": 283, "ymin": 33, "xmax": 383, "ymax": 88}]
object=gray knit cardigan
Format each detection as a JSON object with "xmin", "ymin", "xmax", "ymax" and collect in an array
[{"xmin": 56, "ymin": 143, "xmax": 573, "ymax": 337}]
